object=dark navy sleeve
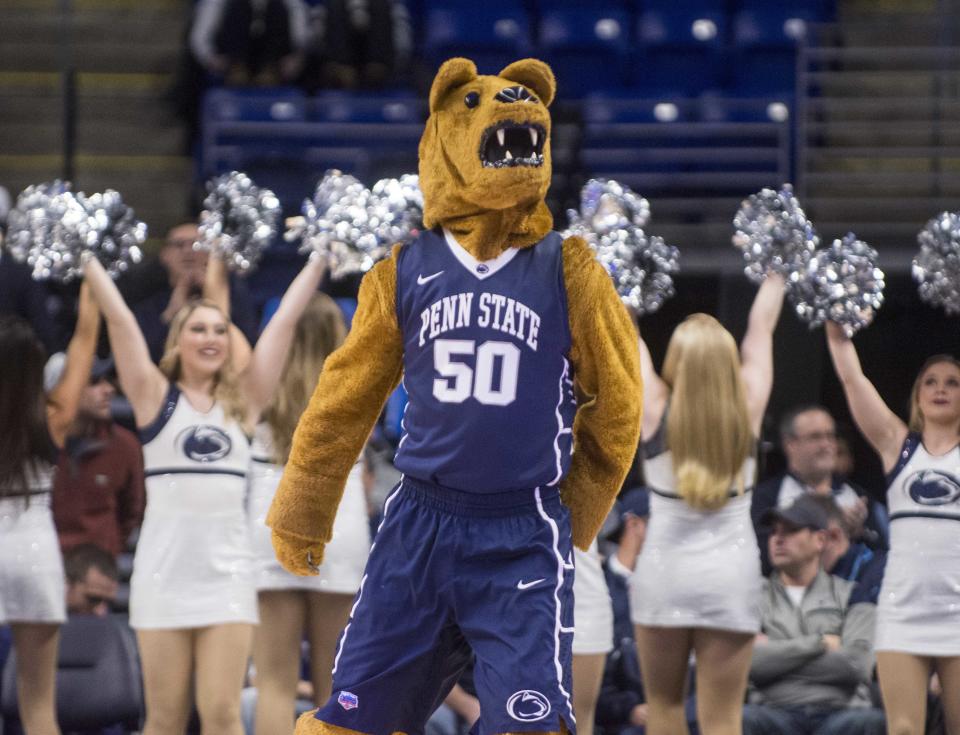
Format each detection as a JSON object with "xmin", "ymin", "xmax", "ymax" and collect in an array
[
  {"xmin": 850, "ymin": 550, "xmax": 887, "ymax": 606},
  {"xmin": 752, "ymin": 474, "xmax": 782, "ymax": 576}
]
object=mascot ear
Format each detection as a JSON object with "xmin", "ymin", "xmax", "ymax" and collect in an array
[
  {"xmin": 498, "ymin": 58, "xmax": 556, "ymax": 107},
  {"xmin": 429, "ymin": 57, "xmax": 479, "ymax": 113}
]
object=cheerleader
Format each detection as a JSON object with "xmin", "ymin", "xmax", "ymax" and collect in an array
[
  {"xmin": 0, "ymin": 284, "xmax": 99, "ymax": 735},
  {"xmin": 244, "ymin": 290, "xmax": 369, "ymax": 735},
  {"xmin": 572, "ymin": 541, "xmax": 615, "ymax": 735},
  {"xmin": 82, "ymin": 251, "xmax": 325, "ymax": 735},
  {"xmin": 825, "ymin": 321, "xmax": 960, "ymax": 734},
  {"xmin": 631, "ymin": 273, "xmax": 785, "ymax": 735}
]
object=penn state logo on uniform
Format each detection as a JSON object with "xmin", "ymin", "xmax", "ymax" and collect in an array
[
  {"xmin": 906, "ymin": 469, "xmax": 960, "ymax": 506},
  {"xmin": 176, "ymin": 425, "xmax": 233, "ymax": 463},
  {"xmin": 506, "ymin": 690, "xmax": 551, "ymax": 722}
]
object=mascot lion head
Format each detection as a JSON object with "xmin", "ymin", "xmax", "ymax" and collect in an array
[{"xmin": 419, "ymin": 57, "xmax": 557, "ymax": 261}]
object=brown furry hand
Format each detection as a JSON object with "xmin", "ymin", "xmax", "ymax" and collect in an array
[{"xmin": 271, "ymin": 528, "xmax": 326, "ymax": 576}]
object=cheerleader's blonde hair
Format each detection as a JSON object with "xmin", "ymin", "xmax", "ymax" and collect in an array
[{"xmin": 663, "ymin": 313, "xmax": 753, "ymax": 510}]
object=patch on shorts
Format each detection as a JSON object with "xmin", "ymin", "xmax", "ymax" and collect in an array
[
  {"xmin": 506, "ymin": 690, "xmax": 551, "ymax": 722},
  {"xmin": 337, "ymin": 691, "xmax": 359, "ymax": 710}
]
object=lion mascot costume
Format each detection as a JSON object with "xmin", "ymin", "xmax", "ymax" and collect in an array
[{"xmin": 267, "ymin": 57, "xmax": 642, "ymax": 735}]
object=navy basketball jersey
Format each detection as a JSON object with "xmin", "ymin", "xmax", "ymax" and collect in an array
[{"xmin": 393, "ymin": 228, "xmax": 576, "ymax": 492}]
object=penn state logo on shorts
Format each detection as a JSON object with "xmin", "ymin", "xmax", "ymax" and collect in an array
[
  {"xmin": 176, "ymin": 425, "xmax": 232, "ymax": 463},
  {"xmin": 906, "ymin": 469, "xmax": 960, "ymax": 506},
  {"xmin": 507, "ymin": 690, "xmax": 551, "ymax": 722}
]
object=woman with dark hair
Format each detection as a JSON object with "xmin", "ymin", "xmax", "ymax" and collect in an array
[
  {"xmin": 0, "ymin": 284, "xmax": 99, "ymax": 734},
  {"xmin": 83, "ymin": 250, "xmax": 325, "ymax": 735},
  {"xmin": 826, "ymin": 323, "xmax": 960, "ymax": 735}
]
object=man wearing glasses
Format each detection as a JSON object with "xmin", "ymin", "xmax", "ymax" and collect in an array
[{"xmin": 752, "ymin": 405, "xmax": 889, "ymax": 575}]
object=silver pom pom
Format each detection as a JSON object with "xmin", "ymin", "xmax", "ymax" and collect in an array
[
  {"xmin": 6, "ymin": 182, "xmax": 144, "ymax": 282},
  {"xmin": 733, "ymin": 184, "xmax": 818, "ymax": 284},
  {"xmin": 567, "ymin": 178, "xmax": 650, "ymax": 235},
  {"xmin": 285, "ymin": 169, "xmax": 388, "ymax": 280},
  {"xmin": 368, "ymin": 173, "xmax": 424, "ymax": 248},
  {"xmin": 197, "ymin": 171, "xmax": 281, "ymax": 273},
  {"xmin": 789, "ymin": 233, "xmax": 885, "ymax": 337},
  {"xmin": 913, "ymin": 212, "xmax": 960, "ymax": 315},
  {"xmin": 565, "ymin": 179, "xmax": 679, "ymax": 315},
  {"xmin": 76, "ymin": 190, "xmax": 147, "ymax": 278}
]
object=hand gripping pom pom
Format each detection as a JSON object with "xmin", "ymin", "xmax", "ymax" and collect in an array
[
  {"xmin": 196, "ymin": 171, "xmax": 281, "ymax": 273},
  {"xmin": 285, "ymin": 170, "xmax": 389, "ymax": 280},
  {"xmin": 788, "ymin": 233, "xmax": 885, "ymax": 337},
  {"xmin": 913, "ymin": 212, "xmax": 960, "ymax": 315},
  {"xmin": 733, "ymin": 185, "xmax": 818, "ymax": 284},
  {"xmin": 565, "ymin": 179, "xmax": 679, "ymax": 316},
  {"xmin": 7, "ymin": 182, "xmax": 145, "ymax": 283}
]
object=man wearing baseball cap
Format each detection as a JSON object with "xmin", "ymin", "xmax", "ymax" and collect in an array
[{"xmin": 743, "ymin": 494, "xmax": 885, "ymax": 734}]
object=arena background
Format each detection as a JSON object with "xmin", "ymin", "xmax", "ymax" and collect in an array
[{"xmin": 2, "ymin": 0, "xmax": 960, "ymax": 513}]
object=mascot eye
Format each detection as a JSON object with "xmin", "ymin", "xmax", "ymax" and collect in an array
[{"xmin": 464, "ymin": 92, "xmax": 480, "ymax": 109}]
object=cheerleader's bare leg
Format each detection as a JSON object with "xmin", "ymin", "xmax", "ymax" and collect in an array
[
  {"xmin": 635, "ymin": 625, "xmax": 693, "ymax": 735},
  {"xmin": 572, "ymin": 653, "xmax": 606, "ymax": 735},
  {"xmin": 933, "ymin": 655, "xmax": 960, "ymax": 734},
  {"xmin": 877, "ymin": 652, "xmax": 931, "ymax": 735},
  {"xmin": 691, "ymin": 628, "xmax": 754, "ymax": 735},
  {"xmin": 254, "ymin": 591, "xmax": 308, "ymax": 735},
  {"xmin": 195, "ymin": 623, "xmax": 254, "ymax": 735},
  {"xmin": 10, "ymin": 623, "xmax": 61, "ymax": 735},
  {"xmin": 306, "ymin": 591, "xmax": 355, "ymax": 704},
  {"xmin": 138, "ymin": 629, "xmax": 194, "ymax": 735}
]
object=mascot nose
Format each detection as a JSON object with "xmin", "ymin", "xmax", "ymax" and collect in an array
[{"xmin": 495, "ymin": 85, "xmax": 537, "ymax": 104}]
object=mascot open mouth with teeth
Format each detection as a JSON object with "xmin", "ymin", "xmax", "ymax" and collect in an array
[{"xmin": 267, "ymin": 57, "xmax": 642, "ymax": 735}]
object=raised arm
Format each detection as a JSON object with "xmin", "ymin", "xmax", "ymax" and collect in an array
[
  {"xmin": 82, "ymin": 255, "xmax": 167, "ymax": 426},
  {"xmin": 825, "ymin": 321, "xmax": 906, "ymax": 470},
  {"xmin": 241, "ymin": 253, "xmax": 327, "ymax": 425},
  {"xmin": 46, "ymin": 281, "xmax": 100, "ymax": 447},
  {"xmin": 638, "ymin": 333, "xmax": 668, "ymax": 440},
  {"xmin": 267, "ymin": 247, "xmax": 404, "ymax": 575},
  {"xmin": 739, "ymin": 272, "xmax": 785, "ymax": 434},
  {"xmin": 560, "ymin": 236, "xmax": 643, "ymax": 550},
  {"xmin": 203, "ymin": 251, "xmax": 253, "ymax": 370}
]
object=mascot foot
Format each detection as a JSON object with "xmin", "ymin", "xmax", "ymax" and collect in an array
[{"xmin": 293, "ymin": 710, "xmax": 366, "ymax": 735}]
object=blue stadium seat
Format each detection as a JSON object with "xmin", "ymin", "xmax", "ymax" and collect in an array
[
  {"xmin": 633, "ymin": 7, "xmax": 728, "ymax": 96},
  {"xmin": 203, "ymin": 87, "xmax": 307, "ymax": 123},
  {"xmin": 423, "ymin": 2, "xmax": 532, "ymax": 73},
  {"xmin": 310, "ymin": 92, "xmax": 425, "ymax": 124},
  {"xmin": 538, "ymin": 7, "xmax": 633, "ymax": 97}
]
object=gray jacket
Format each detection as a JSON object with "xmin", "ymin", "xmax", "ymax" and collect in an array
[{"xmin": 750, "ymin": 569, "xmax": 876, "ymax": 709}]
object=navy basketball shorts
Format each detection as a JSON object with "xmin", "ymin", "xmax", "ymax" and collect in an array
[{"xmin": 315, "ymin": 476, "xmax": 576, "ymax": 735}]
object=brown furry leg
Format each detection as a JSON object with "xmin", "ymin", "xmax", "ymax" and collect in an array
[{"xmin": 293, "ymin": 712, "xmax": 409, "ymax": 735}]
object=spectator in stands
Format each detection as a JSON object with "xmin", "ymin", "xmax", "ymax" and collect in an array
[
  {"xmin": 808, "ymin": 494, "xmax": 887, "ymax": 606},
  {"xmin": 131, "ymin": 223, "xmax": 257, "ymax": 363},
  {"xmin": 312, "ymin": 0, "xmax": 411, "ymax": 89},
  {"xmin": 48, "ymin": 353, "xmax": 145, "ymax": 558},
  {"xmin": 596, "ymin": 488, "xmax": 650, "ymax": 735},
  {"xmin": 825, "ymin": 326, "xmax": 960, "ymax": 735},
  {"xmin": 743, "ymin": 495, "xmax": 886, "ymax": 735},
  {"xmin": 64, "ymin": 544, "xmax": 120, "ymax": 617},
  {"xmin": 190, "ymin": 0, "xmax": 309, "ymax": 85},
  {"xmin": 752, "ymin": 405, "xmax": 887, "ymax": 574},
  {"xmin": 0, "ymin": 285, "xmax": 99, "ymax": 735}
]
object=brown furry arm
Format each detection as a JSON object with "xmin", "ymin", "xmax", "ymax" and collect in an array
[
  {"xmin": 266, "ymin": 247, "xmax": 404, "ymax": 575},
  {"xmin": 560, "ymin": 236, "xmax": 642, "ymax": 550}
]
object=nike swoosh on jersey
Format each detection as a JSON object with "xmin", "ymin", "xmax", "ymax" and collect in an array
[
  {"xmin": 516, "ymin": 578, "xmax": 546, "ymax": 590},
  {"xmin": 417, "ymin": 271, "xmax": 444, "ymax": 285}
]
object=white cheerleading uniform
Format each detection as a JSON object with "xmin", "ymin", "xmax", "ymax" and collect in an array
[
  {"xmin": 248, "ymin": 424, "xmax": 370, "ymax": 593},
  {"xmin": 130, "ymin": 385, "xmax": 257, "ymax": 629},
  {"xmin": 0, "ymin": 464, "xmax": 66, "ymax": 625},
  {"xmin": 572, "ymin": 540, "xmax": 614, "ymax": 655},
  {"xmin": 875, "ymin": 433, "xmax": 960, "ymax": 656},
  {"xmin": 631, "ymin": 424, "xmax": 761, "ymax": 633}
]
